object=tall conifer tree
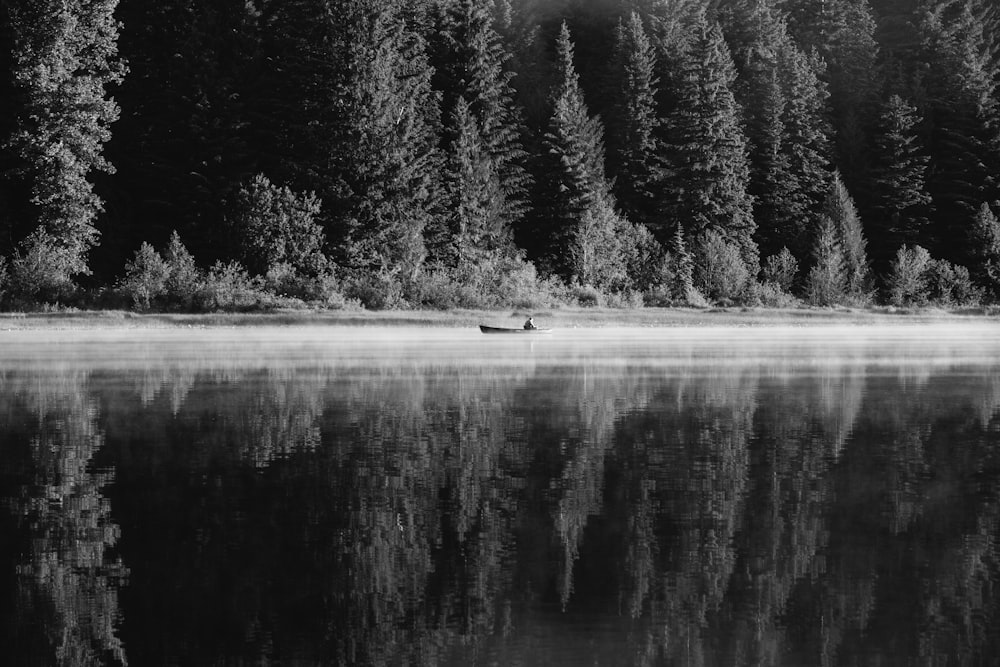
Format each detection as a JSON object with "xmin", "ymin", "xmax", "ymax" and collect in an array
[
  {"xmin": 664, "ymin": 18, "xmax": 757, "ymax": 266},
  {"xmin": 333, "ymin": 0, "xmax": 442, "ymax": 281},
  {"xmin": 5, "ymin": 0, "xmax": 124, "ymax": 275},
  {"xmin": 443, "ymin": 97, "xmax": 510, "ymax": 267},
  {"xmin": 823, "ymin": 173, "xmax": 871, "ymax": 300},
  {"xmin": 606, "ymin": 12, "xmax": 665, "ymax": 233},
  {"xmin": 429, "ymin": 0, "xmax": 529, "ymax": 259},
  {"xmin": 870, "ymin": 94, "xmax": 931, "ymax": 268},
  {"xmin": 535, "ymin": 22, "xmax": 613, "ymax": 277},
  {"xmin": 919, "ymin": 0, "xmax": 1000, "ymax": 266}
]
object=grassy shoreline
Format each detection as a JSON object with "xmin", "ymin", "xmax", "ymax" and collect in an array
[{"xmin": 1, "ymin": 305, "xmax": 998, "ymax": 330}]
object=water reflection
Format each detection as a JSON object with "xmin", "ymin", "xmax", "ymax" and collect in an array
[{"xmin": 1, "ymin": 325, "xmax": 999, "ymax": 665}]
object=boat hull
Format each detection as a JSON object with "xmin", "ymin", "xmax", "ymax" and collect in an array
[{"xmin": 479, "ymin": 325, "xmax": 552, "ymax": 334}]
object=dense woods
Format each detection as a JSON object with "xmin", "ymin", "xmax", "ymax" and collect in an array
[{"xmin": 1, "ymin": 0, "xmax": 1000, "ymax": 311}]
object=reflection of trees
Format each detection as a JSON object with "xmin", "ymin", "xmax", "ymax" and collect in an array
[
  {"xmin": 0, "ymin": 373, "xmax": 127, "ymax": 666},
  {"xmin": 3, "ymin": 348, "xmax": 1000, "ymax": 665}
]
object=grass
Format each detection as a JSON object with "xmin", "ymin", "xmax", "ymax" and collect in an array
[{"xmin": 1, "ymin": 304, "xmax": 998, "ymax": 330}]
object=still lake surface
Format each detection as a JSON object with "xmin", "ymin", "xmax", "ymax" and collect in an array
[{"xmin": 2, "ymin": 323, "xmax": 999, "ymax": 666}]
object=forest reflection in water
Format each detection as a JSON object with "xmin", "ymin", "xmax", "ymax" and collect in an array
[{"xmin": 1, "ymin": 324, "xmax": 999, "ymax": 666}]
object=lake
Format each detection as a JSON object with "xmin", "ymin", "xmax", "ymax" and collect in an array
[{"xmin": 2, "ymin": 323, "xmax": 999, "ymax": 666}]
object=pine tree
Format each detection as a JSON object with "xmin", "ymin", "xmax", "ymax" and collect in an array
[
  {"xmin": 5, "ymin": 0, "xmax": 124, "ymax": 277},
  {"xmin": 870, "ymin": 94, "xmax": 931, "ymax": 268},
  {"xmin": 606, "ymin": 12, "xmax": 665, "ymax": 233},
  {"xmin": 784, "ymin": 0, "xmax": 880, "ymax": 188},
  {"xmin": 823, "ymin": 173, "xmax": 871, "ymax": 300},
  {"xmin": 669, "ymin": 221, "xmax": 695, "ymax": 301},
  {"xmin": 970, "ymin": 202, "xmax": 1000, "ymax": 298},
  {"xmin": 806, "ymin": 214, "xmax": 846, "ymax": 305},
  {"xmin": 664, "ymin": 18, "xmax": 757, "ymax": 267},
  {"xmin": 325, "ymin": 0, "xmax": 444, "ymax": 283},
  {"xmin": 535, "ymin": 22, "xmax": 613, "ymax": 278},
  {"xmin": 918, "ymin": 0, "xmax": 1000, "ymax": 265},
  {"xmin": 775, "ymin": 41, "xmax": 833, "ymax": 260},
  {"xmin": 429, "ymin": 0, "xmax": 530, "ymax": 236},
  {"xmin": 443, "ymin": 97, "xmax": 510, "ymax": 267}
]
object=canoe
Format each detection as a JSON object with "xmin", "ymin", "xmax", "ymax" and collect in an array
[{"xmin": 479, "ymin": 325, "xmax": 552, "ymax": 334}]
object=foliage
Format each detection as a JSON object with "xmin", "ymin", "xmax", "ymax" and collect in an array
[
  {"xmin": 666, "ymin": 223, "xmax": 696, "ymax": 303},
  {"xmin": 693, "ymin": 229, "xmax": 752, "ymax": 304},
  {"xmin": 886, "ymin": 245, "xmax": 933, "ymax": 307},
  {"xmin": 162, "ymin": 231, "xmax": 202, "ymax": 310},
  {"xmin": 762, "ymin": 248, "xmax": 799, "ymax": 294},
  {"xmin": 118, "ymin": 242, "xmax": 170, "ymax": 310},
  {"xmin": 606, "ymin": 12, "xmax": 665, "ymax": 231},
  {"xmin": 823, "ymin": 173, "xmax": 871, "ymax": 302},
  {"xmin": 665, "ymin": 18, "xmax": 756, "ymax": 266},
  {"xmin": 229, "ymin": 174, "xmax": 325, "ymax": 276},
  {"xmin": 197, "ymin": 260, "xmax": 273, "ymax": 312},
  {"xmin": 5, "ymin": 0, "xmax": 124, "ymax": 274},
  {"xmin": 439, "ymin": 97, "xmax": 511, "ymax": 266},
  {"xmin": 571, "ymin": 199, "xmax": 632, "ymax": 293},
  {"xmin": 806, "ymin": 216, "xmax": 846, "ymax": 306},
  {"xmin": 971, "ymin": 202, "xmax": 1000, "ymax": 299},
  {"xmin": 5, "ymin": 229, "xmax": 81, "ymax": 307},
  {"xmin": 429, "ymin": 0, "xmax": 529, "ymax": 237},
  {"xmin": 536, "ymin": 22, "xmax": 614, "ymax": 277},
  {"xmin": 412, "ymin": 254, "xmax": 562, "ymax": 310},
  {"xmin": 927, "ymin": 259, "xmax": 983, "ymax": 306},
  {"xmin": 870, "ymin": 94, "xmax": 931, "ymax": 266}
]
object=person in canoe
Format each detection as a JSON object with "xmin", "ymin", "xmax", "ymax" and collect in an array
[{"xmin": 523, "ymin": 317, "xmax": 537, "ymax": 330}]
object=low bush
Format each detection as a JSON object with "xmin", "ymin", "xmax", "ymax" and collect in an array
[
  {"xmin": 162, "ymin": 231, "xmax": 202, "ymax": 310},
  {"xmin": 750, "ymin": 281, "xmax": 799, "ymax": 308},
  {"xmin": 344, "ymin": 268, "xmax": 408, "ymax": 310},
  {"xmin": 569, "ymin": 283, "xmax": 603, "ymax": 307},
  {"xmin": 197, "ymin": 260, "xmax": 277, "ymax": 311},
  {"xmin": 119, "ymin": 242, "xmax": 170, "ymax": 310},
  {"xmin": 694, "ymin": 230, "xmax": 752, "ymax": 304},
  {"xmin": 927, "ymin": 260, "xmax": 983, "ymax": 307},
  {"xmin": 5, "ymin": 229, "xmax": 81, "ymax": 308},
  {"xmin": 886, "ymin": 245, "xmax": 932, "ymax": 307},
  {"xmin": 761, "ymin": 248, "xmax": 798, "ymax": 293}
]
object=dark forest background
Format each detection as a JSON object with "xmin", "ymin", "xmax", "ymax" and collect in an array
[{"xmin": 2, "ymin": 0, "xmax": 1000, "ymax": 311}]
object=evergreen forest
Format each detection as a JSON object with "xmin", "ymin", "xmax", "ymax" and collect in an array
[{"xmin": 2, "ymin": 0, "xmax": 1000, "ymax": 312}]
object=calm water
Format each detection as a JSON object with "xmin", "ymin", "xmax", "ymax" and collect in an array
[{"xmin": 2, "ymin": 324, "xmax": 1000, "ymax": 666}]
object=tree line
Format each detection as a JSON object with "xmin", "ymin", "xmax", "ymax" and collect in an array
[{"xmin": 1, "ymin": 0, "xmax": 1000, "ymax": 311}]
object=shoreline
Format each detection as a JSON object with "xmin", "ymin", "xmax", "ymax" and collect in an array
[{"xmin": 1, "ymin": 306, "xmax": 998, "ymax": 330}]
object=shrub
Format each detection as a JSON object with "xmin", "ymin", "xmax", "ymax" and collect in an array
[
  {"xmin": 197, "ymin": 260, "xmax": 272, "ymax": 311},
  {"xmin": 927, "ymin": 260, "xmax": 983, "ymax": 307},
  {"xmin": 886, "ymin": 245, "xmax": 932, "ymax": 307},
  {"xmin": 163, "ymin": 231, "xmax": 202, "ymax": 309},
  {"xmin": 264, "ymin": 259, "xmax": 346, "ymax": 307},
  {"xmin": 762, "ymin": 248, "xmax": 798, "ymax": 293},
  {"xmin": 694, "ymin": 230, "xmax": 751, "ymax": 304},
  {"xmin": 569, "ymin": 283, "xmax": 604, "ymax": 307},
  {"xmin": 229, "ymin": 174, "xmax": 326, "ymax": 276},
  {"xmin": 119, "ymin": 242, "xmax": 170, "ymax": 310},
  {"xmin": 344, "ymin": 268, "xmax": 407, "ymax": 310},
  {"xmin": 6, "ymin": 229, "xmax": 80, "ymax": 307},
  {"xmin": 750, "ymin": 281, "xmax": 799, "ymax": 308},
  {"xmin": 411, "ymin": 253, "xmax": 564, "ymax": 310}
]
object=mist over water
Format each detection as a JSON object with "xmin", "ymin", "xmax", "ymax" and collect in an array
[{"xmin": 1, "ymin": 324, "xmax": 999, "ymax": 665}]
